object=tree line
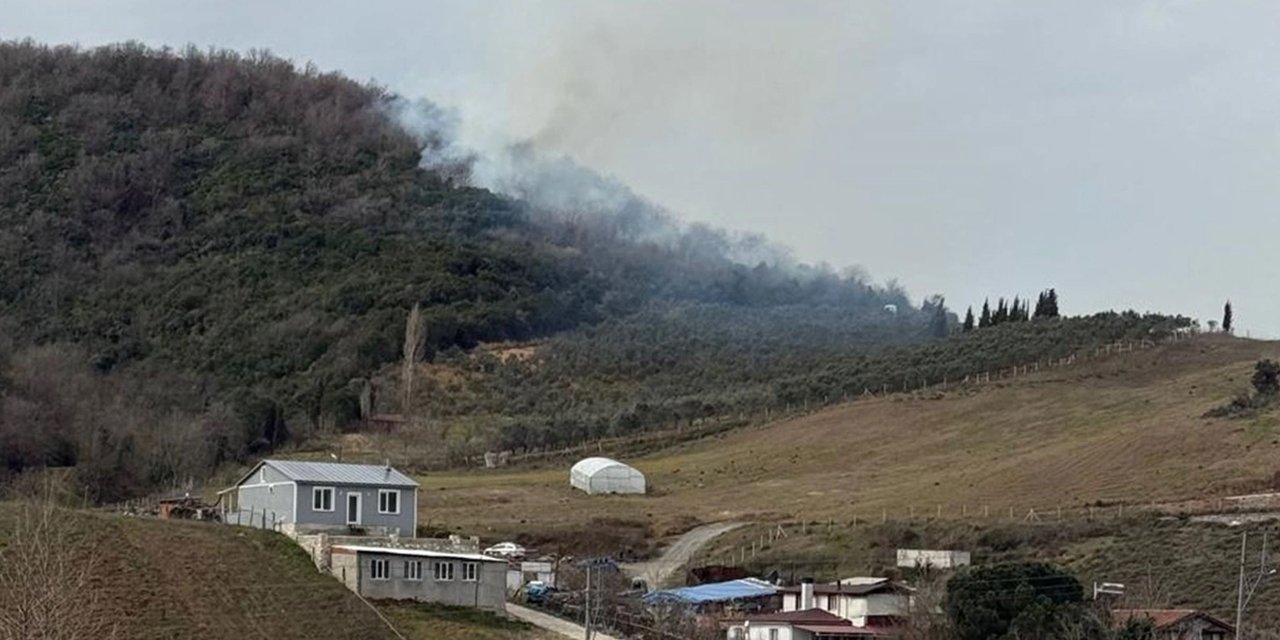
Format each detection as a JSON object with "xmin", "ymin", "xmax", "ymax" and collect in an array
[{"xmin": 962, "ymin": 289, "xmax": 1060, "ymax": 333}]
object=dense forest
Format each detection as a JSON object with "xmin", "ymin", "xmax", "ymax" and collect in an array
[
  {"xmin": 0, "ymin": 41, "xmax": 927, "ymax": 497},
  {"xmin": 0, "ymin": 41, "xmax": 1193, "ymax": 500}
]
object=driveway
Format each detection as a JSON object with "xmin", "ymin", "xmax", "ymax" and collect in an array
[
  {"xmin": 622, "ymin": 521, "xmax": 746, "ymax": 589},
  {"xmin": 507, "ymin": 603, "xmax": 622, "ymax": 640}
]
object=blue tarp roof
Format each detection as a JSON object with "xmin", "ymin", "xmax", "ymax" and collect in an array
[{"xmin": 643, "ymin": 578, "xmax": 777, "ymax": 605}]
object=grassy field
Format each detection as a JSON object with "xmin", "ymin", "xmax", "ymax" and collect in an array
[
  {"xmin": 0, "ymin": 503, "xmax": 549, "ymax": 640},
  {"xmin": 415, "ymin": 336, "xmax": 1280, "ymax": 548}
]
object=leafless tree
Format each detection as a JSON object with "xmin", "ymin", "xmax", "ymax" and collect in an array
[
  {"xmin": 0, "ymin": 498, "xmax": 117, "ymax": 640},
  {"xmin": 401, "ymin": 303, "xmax": 424, "ymax": 423}
]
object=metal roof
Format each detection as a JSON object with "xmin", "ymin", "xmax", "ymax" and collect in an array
[
  {"xmin": 332, "ymin": 545, "xmax": 503, "ymax": 563},
  {"xmin": 247, "ymin": 460, "xmax": 419, "ymax": 488},
  {"xmin": 643, "ymin": 578, "xmax": 777, "ymax": 605}
]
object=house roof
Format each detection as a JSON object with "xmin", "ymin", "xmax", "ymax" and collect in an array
[
  {"xmin": 644, "ymin": 578, "xmax": 778, "ymax": 605},
  {"xmin": 793, "ymin": 624, "xmax": 897, "ymax": 637},
  {"xmin": 780, "ymin": 579, "xmax": 913, "ymax": 596},
  {"xmin": 332, "ymin": 545, "xmax": 504, "ymax": 563},
  {"xmin": 237, "ymin": 459, "xmax": 419, "ymax": 488},
  {"xmin": 1111, "ymin": 609, "xmax": 1236, "ymax": 632},
  {"xmin": 740, "ymin": 609, "xmax": 851, "ymax": 625}
]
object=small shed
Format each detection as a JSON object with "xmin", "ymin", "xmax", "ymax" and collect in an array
[{"xmin": 570, "ymin": 457, "xmax": 646, "ymax": 495}]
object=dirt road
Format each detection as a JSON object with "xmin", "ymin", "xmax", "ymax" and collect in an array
[
  {"xmin": 507, "ymin": 603, "xmax": 621, "ymax": 640},
  {"xmin": 623, "ymin": 521, "xmax": 746, "ymax": 589}
]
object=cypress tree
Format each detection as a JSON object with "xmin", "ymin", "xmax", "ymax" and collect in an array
[
  {"xmin": 963, "ymin": 307, "xmax": 975, "ymax": 333},
  {"xmin": 931, "ymin": 298, "xmax": 949, "ymax": 338},
  {"xmin": 1223, "ymin": 301, "xmax": 1233, "ymax": 334},
  {"xmin": 1047, "ymin": 288, "xmax": 1059, "ymax": 317},
  {"xmin": 979, "ymin": 300, "xmax": 991, "ymax": 328},
  {"xmin": 1011, "ymin": 296, "xmax": 1022, "ymax": 322},
  {"xmin": 994, "ymin": 298, "xmax": 1008, "ymax": 325}
]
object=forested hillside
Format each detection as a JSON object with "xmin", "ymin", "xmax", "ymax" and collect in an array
[{"xmin": 0, "ymin": 41, "xmax": 926, "ymax": 498}]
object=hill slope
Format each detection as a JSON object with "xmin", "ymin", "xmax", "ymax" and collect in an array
[
  {"xmin": 418, "ymin": 335, "xmax": 1280, "ymax": 541},
  {"xmin": 0, "ymin": 502, "xmax": 550, "ymax": 640},
  {"xmin": 0, "ymin": 40, "xmax": 932, "ymax": 497}
]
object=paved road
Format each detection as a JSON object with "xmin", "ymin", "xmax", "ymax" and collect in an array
[
  {"xmin": 623, "ymin": 521, "xmax": 746, "ymax": 589},
  {"xmin": 507, "ymin": 603, "xmax": 622, "ymax": 640}
]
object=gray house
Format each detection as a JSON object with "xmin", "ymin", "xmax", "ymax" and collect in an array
[
  {"xmin": 221, "ymin": 460, "xmax": 419, "ymax": 535},
  {"xmin": 331, "ymin": 545, "xmax": 508, "ymax": 613}
]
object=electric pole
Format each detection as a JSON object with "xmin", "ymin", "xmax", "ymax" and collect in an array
[
  {"xmin": 1236, "ymin": 531, "xmax": 1273, "ymax": 640},
  {"xmin": 584, "ymin": 564, "xmax": 591, "ymax": 640}
]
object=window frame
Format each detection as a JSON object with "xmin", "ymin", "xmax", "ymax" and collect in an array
[
  {"xmin": 378, "ymin": 489, "xmax": 401, "ymax": 515},
  {"xmin": 312, "ymin": 486, "xmax": 335, "ymax": 512},
  {"xmin": 462, "ymin": 562, "xmax": 479, "ymax": 582},
  {"xmin": 404, "ymin": 560, "xmax": 423, "ymax": 581},
  {"xmin": 433, "ymin": 561, "xmax": 455, "ymax": 581},
  {"xmin": 370, "ymin": 558, "xmax": 389, "ymax": 581}
]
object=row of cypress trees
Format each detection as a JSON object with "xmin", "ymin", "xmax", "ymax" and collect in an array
[{"xmin": 962, "ymin": 289, "xmax": 1060, "ymax": 332}]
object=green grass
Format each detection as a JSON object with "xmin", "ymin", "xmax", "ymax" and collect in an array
[{"xmin": 379, "ymin": 602, "xmax": 555, "ymax": 640}]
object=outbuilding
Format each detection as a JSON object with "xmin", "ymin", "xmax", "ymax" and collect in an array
[
  {"xmin": 220, "ymin": 459, "xmax": 419, "ymax": 535},
  {"xmin": 570, "ymin": 457, "xmax": 646, "ymax": 495},
  {"xmin": 331, "ymin": 545, "xmax": 508, "ymax": 613}
]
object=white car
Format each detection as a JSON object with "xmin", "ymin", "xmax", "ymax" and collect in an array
[{"xmin": 484, "ymin": 542, "xmax": 527, "ymax": 558}]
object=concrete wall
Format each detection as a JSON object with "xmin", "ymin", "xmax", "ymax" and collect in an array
[
  {"xmin": 296, "ymin": 532, "xmax": 483, "ymax": 572},
  {"xmin": 295, "ymin": 482, "xmax": 416, "ymax": 534},
  {"xmin": 349, "ymin": 550, "xmax": 506, "ymax": 613}
]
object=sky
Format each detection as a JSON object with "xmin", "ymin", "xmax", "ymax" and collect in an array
[{"xmin": 3, "ymin": 0, "xmax": 1277, "ymax": 336}]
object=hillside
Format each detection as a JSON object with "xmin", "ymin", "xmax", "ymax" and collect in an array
[
  {"xmin": 0, "ymin": 40, "xmax": 933, "ymax": 500},
  {"xmin": 416, "ymin": 335, "xmax": 1280, "ymax": 544},
  {"xmin": 0, "ymin": 502, "xmax": 551, "ymax": 640}
]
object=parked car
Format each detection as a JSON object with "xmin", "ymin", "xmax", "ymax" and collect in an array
[
  {"xmin": 524, "ymin": 580, "xmax": 555, "ymax": 604},
  {"xmin": 484, "ymin": 542, "xmax": 527, "ymax": 558}
]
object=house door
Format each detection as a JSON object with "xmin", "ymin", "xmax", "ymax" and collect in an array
[{"xmin": 346, "ymin": 492, "xmax": 361, "ymax": 525}]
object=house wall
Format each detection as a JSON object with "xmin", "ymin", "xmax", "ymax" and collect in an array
[
  {"xmin": 234, "ymin": 481, "xmax": 296, "ymax": 528},
  {"xmin": 294, "ymin": 482, "xmax": 416, "ymax": 534},
  {"xmin": 1161, "ymin": 619, "xmax": 1232, "ymax": 640},
  {"xmin": 353, "ymin": 551, "xmax": 506, "ymax": 613},
  {"xmin": 725, "ymin": 623, "xmax": 804, "ymax": 640},
  {"xmin": 331, "ymin": 549, "xmax": 360, "ymax": 592}
]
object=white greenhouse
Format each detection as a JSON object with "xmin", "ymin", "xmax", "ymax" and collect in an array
[{"xmin": 569, "ymin": 457, "xmax": 646, "ymax": 495}]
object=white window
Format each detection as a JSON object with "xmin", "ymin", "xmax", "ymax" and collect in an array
[
  {"xmin": 462, "ymin": 562, "xmax": 478, "ymax": 582},
  {"xmin": 258, "ymin": 468, "xmax": 266, "ymax": 483},
  {"xmin": 312, "ymin": 487, "xmax": 334, "ymax": 512},
  {"xmin": 404, "ymin": 560, "xmax": 422, "ymax": 581},
  {"xmin": 370, "ymin": 559, "xmax": 389, "ymax": 580},
  {"xmin": 378, "ymin": 489, "xmax": 400, "ymax": 514},
  {"xmin": 433, "ymin": 561, "xmax": 454, "ymax": 581}
]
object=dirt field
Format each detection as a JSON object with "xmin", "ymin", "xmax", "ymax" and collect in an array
[
  {"xmin": 417, "ymin": 336, "xmax": 1280, "ymax": 544},
  {"xmin": 0, "ymin": 504, "xmax": 548, "ymax": 640}
]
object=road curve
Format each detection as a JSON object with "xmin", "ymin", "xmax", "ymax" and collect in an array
[{"xmin": 624, "ymin": 521, "xmax": 747, "ymax": 589}]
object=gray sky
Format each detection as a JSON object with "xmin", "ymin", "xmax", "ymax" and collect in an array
[{"xmin": 4, "ymin": 1, "xmax": 1277, "ymax": 336}]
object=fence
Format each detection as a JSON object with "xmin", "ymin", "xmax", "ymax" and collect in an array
[
  {"xmin": 465, "ymin": 332, "xmax": 1193, "ymax": 470},
  {"xmin": 698, "ymin": 491, "xmax": 1280, "ymax": 569}
]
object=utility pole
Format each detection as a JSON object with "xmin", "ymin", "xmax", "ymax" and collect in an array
[
  {"xmin": 584, "ymin": 564, "xmax": 591, "ymax": 640},
  {"xmin": 1236, "ymin": 531, "xmax": 1274, "ymax": 640}
]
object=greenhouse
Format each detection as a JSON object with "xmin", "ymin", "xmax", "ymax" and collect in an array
[{"xmin": 569, "ymin": 457, "xmax": 646, "ymax": 495}]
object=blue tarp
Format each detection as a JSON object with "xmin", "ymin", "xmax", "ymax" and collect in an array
[{"xmin": 643, "ymin": 578, "xmax": 777, "ymax": 606}]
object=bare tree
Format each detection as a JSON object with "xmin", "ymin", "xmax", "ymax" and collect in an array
[
  {"xmin": 0, "ymin": 498, "xmax": 117, "ymax": 640},
  {"xmin": 901, "ymin": 574, "xmax": 954, "ymax": 640},
  {"xmin": 400, "ymin": 303, "xmax": 424, "ymax": 424}
]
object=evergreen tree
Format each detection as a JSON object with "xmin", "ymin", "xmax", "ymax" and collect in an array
[
  {"xmin": 1011, "ymin": 296, "xmax": 1024, "ymax": 322},
  {"xmin": 993, "ymin": 298, "xmax": 1008, "ymax": 325},
  {"xmin": 962, "ymin": 307, "xmax": 975, "ymax": 333},
  {"xmin": 1033, "ymin": 291, "xmax": 1047, "ymax": 318},
  {"xmin": 1223, "ymin": 301, "xmax": 1233, "ymax": 334},
  {"xmin": 979, "ymin": 300, "xmax": 992, "ymax": 328},
  {"xmin": 930, "ymin": 298, "xmax": 949, "ymax": 338},
  {"xmin": 1046, "ymin": 288, "xmax": 1059, "ymax": 318}
]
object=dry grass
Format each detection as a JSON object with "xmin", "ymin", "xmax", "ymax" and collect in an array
[{"xmin": 416, "ymin": 336, "xmax": 1280, "ymax": 546}]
